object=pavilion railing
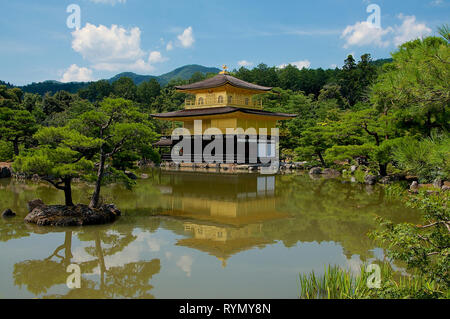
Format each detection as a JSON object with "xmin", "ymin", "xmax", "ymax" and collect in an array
[{"xmin": 184, "ymin": 96, "xmax": 263, "ymax": 109}]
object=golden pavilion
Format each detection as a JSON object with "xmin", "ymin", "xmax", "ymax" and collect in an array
[{"xmin": 152, "ymin": 65, "xmax": 295, "ymax": 163}]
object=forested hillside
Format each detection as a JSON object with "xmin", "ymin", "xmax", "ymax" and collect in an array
[{"xmin": 3, "ymin": 64, "xmax": 222, "ymax": 96}]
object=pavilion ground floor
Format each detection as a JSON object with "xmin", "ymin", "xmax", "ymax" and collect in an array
[{"xmin": 154, "ymin": 134, "xmax": 278, "ymax": 165}]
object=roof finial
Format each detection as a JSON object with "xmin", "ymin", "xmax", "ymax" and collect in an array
[{"xmin": 219, "ymin": 64, "xmax": 229, "ymax": 74}]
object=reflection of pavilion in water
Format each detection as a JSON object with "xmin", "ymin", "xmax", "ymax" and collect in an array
[{"xmin": 158, "ymin": 171, "xmax": 288, "ymax": 266}]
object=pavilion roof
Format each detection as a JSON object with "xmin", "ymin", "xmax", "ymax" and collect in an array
[
  {"xmin": 151, "ymin": 106, "xmax": 296, "ymax": 119},
  {"xmin": 175, "ymin": 74, "xmax": 272, "ymax": 92}
]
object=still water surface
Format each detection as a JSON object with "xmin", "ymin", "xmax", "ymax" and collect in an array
[{"xmin": 0, "ymin": 170, "xmax": 419, "ymax": 298}]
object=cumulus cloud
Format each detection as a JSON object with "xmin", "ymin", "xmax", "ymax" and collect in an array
[
  {"xmin": 166, "ymin": 41, "xmax": 174, "ymax": 51},
  {"xmin": 341, "ymin": 21, "xmax": 393, "ymax": 48},
  {"xmin": 60, "ymin": 64, "xmax": 93, "ymax": 82},
  {"xmin": 177, "ymin": 26, "xmax": 195, "ymax": 48},
  {"xmin": 148, "ymin": 51, "xmax": 168, "ymax": 64},
  {"xmin": 393, "ymin": 14, "xmax": 432, "ymax": 46},
  {"xmin": 341, "ymin": 14, "xmax": 432, "ymax": 48},
  {"xmin": 72, "ymin": 23, "xmax": 144, "ymax": 63},
  {"xmin": 92, "ymin": 59, "xmax": 155, "ymax": 72},
  {"xmin": 278, "ymin": 60, "xmax": 311, "ymax": 69},
  {"xmin": 238, "ymin": 60, "xmax": 253, "ymax": 67},
  {"xmin": 70, "ymin": 23, "xmax": 168, "ymax": 73}
]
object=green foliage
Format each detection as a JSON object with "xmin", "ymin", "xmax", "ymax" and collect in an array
[
  {"xmin": 13, "ymin": 126, "xmax": 102, "ymax": 205},
  {"xmin": 392, "ymin": 133, "xmax": 449, "ymax": 182},
  {"xmin": 299, "ymin": 264, "xmax": 373, "ymax": 299},
  {"xmin": 353, "ymin": 169, "xmax": 366, "ymax": 183},
  {"xmin": 13, "ymin": 127, "xmax": 101, "ymax": 178},
  {"xmin": 78, "ymin": 80, "xmax": 112, "ymax": 102},
  {"xmin": 137, "ymin": 79, "xmax": 160, "ymax": 105},
  {"xmin": 0, "ymin": 140, "xmax": 14, "ymax": 161},
  {"xmin": 67, "ymin": 97, "xmax": 158, "ymax": 207},
  {"xmin": 371, "ymin": 37, "xmax": 449, "ymax": 136},
  {"xmin": 233, "ymin": 63, "xmax": 339, "ymax": 96},
  {"xmin": 112, "ymin": 77, "xmax": 137, "ymax": 100},
  {"xmin": 339, "ymin": 54, "xmax": 378, "ymax": 106},
  {"xmin": 370, "ymin": 191, "xmax": 449, "ymax": 294},
  {"xmin": 299, "ymin": 263, "xmax": 447, "ymax": 299},
  {"xmin": 438, "ymin": 24, "xmax": 450, "ymax": 42},
  {"xmin": 294, "ymin": 123, "xmax": 335, "ymax": 166},
  {"xmin": 20, "ymin": 81, "xmax": 89, "ymax": 95},
  {"xmin": 0, "ymin": 105, "xmax": 38, "ymax": 156},
  {"xmin": 383, "ymin": 183, "xmax": 408, "ymax": 201}
]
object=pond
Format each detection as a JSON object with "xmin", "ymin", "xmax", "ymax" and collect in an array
[{"xmin": 0, "ymin": 169, "xmax": 420, "ymax": 299}]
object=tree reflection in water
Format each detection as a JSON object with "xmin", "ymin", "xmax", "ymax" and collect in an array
[{"xmin": 13, "ymin": 229, "xmax": 160, "ymax": 298}]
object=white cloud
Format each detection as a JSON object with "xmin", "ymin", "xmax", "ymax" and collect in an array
[
  {"xmin": 430, "ymin": 0, "xmax": 444, "ymax": 6},
  {"xmin": 177, "ymin": 26, "xmax": 195, "ymax": 48},
  {"xmin": 341, "ymin": 14, "xmax": 432, "ymax": 48},
  {"xmin": 238, "ymin": 60, "xmax": 253, "ymax": 67},
  {"xmin": 92, "ymin": 59, "xmax": 155, "ymax": 72},
  {"xmin": 393, "ymin": 14, "xmax": 432, "ymax": 46},
  {"xmin": 148, "ymin": 51, "xmax": 167, "ymax": 64},
  {"xmin": 72, "ymin": 23, "xmax": 144, "ymax": 63},
  {"xmin": 60, "ymin": 64, "xmax": 93, "ymax": 82},
  {"xmin": 89, "ymin": 0, "xmax": 127, "ymax": 5},
  {"xmin": 278, "ymin": 60, "xmax": 311, "ymax": 70},
  {"xmin": 166, "ymin": 41, "xmax": 174, "ymax": 51},
  {"xmin": 341, "ymin": 21, "xmax": 393, "ymax": 48},
  {"xmin": 71, "ymin": 23, "xmax": 168, "ymax": 73}
]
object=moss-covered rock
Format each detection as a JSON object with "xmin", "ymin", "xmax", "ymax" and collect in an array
[{"xmin": 24, "ymin": 200, "xmax": 121, "ymax": 226}]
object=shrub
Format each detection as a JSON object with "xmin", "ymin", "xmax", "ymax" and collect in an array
[
  {"xmin": 370, "ymin": 191, "xmax": 449, "ymax": 293},
  {"xmin": 0, "ymin": 140, "xmax": 14, "ymax": 162},
  {"xmin": 392, "ymin": 133, "xmax": 449, "ymax": 183}
]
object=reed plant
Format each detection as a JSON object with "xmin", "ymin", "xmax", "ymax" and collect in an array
[{"xmin": 298, "ymin": 263, "xmax": 447, "ymax": 299}]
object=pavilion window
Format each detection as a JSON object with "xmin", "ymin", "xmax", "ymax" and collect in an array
[
  {"xmin": 218, "ymin": 95, "xmax": 224, "ymax": 104},
  {"xmin": 198, "ymin": 97, "xmax": 204, "ymax": 105},
  {"xmin": 245, "ymin": 98, "xmax": 249, "ymax": 106},
  {"xmin": 228, "ymin": 95, "xmax": 232, "ymax": 104}
]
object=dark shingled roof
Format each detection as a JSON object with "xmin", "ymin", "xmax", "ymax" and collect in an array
[
  {"xmin": 151, "ymin": 106, "xmax": 296, "ymax": 119},
  {"xmin": 153, "ymin": 138, "xmax": 173, "ymax": 146},
  {"xmin": 175, "ymin": 74, "xmax": 272, "ymax": 92}
]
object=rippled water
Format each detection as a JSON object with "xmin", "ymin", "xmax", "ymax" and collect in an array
[{"xmin": 0, "ymin": 169, "xmax": 419, "ymax": 298}]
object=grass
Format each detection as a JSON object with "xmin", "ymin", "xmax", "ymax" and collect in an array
[
  {"xmin": 383, "ymin": 182, "xmax": 408, "ymax": 200},
  {"xmin": 298, "ymin": 264, "xmax": 447, "ymax": 299},
  {"xmin": 298, "ymin": 264, "xmax": 375, "ymax": 299}
]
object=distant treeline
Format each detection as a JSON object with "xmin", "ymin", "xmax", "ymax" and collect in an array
[{"xmin": 1, "ymin": 59, "xmax": 392, "ymax": 97}]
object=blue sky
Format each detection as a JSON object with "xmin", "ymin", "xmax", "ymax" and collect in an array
[{"xmin": 0, "ymin": 0, "xmax": 448, "ymax": 85}]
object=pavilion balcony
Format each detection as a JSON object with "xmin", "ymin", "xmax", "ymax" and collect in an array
[{"xmin": 184, "ymin": 96, "xmax": 263, "ymax": 109}]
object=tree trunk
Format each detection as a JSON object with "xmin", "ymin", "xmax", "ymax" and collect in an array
[
  {"xmin": 13, "ymin": 137, "xmax": 19, "ymax": 156},
  {"xmin": 317, "ymin": 151, "xmax": 326, "ymax": 167},
  {"xmin": 379, "ymin": 163, "xmax": 388, "ymax": 177},
  {"xmin": 89, "ymin": 152, "xmax": 106, "ymax": 208},
  {"xmin": 63, "ymin": 177, "xmax": 74, "ymax": 206}
]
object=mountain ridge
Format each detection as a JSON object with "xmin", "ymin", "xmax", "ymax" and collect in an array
[{"xmin": 9, "ymin": 64, "xmax": 221, "ymax": 95}]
